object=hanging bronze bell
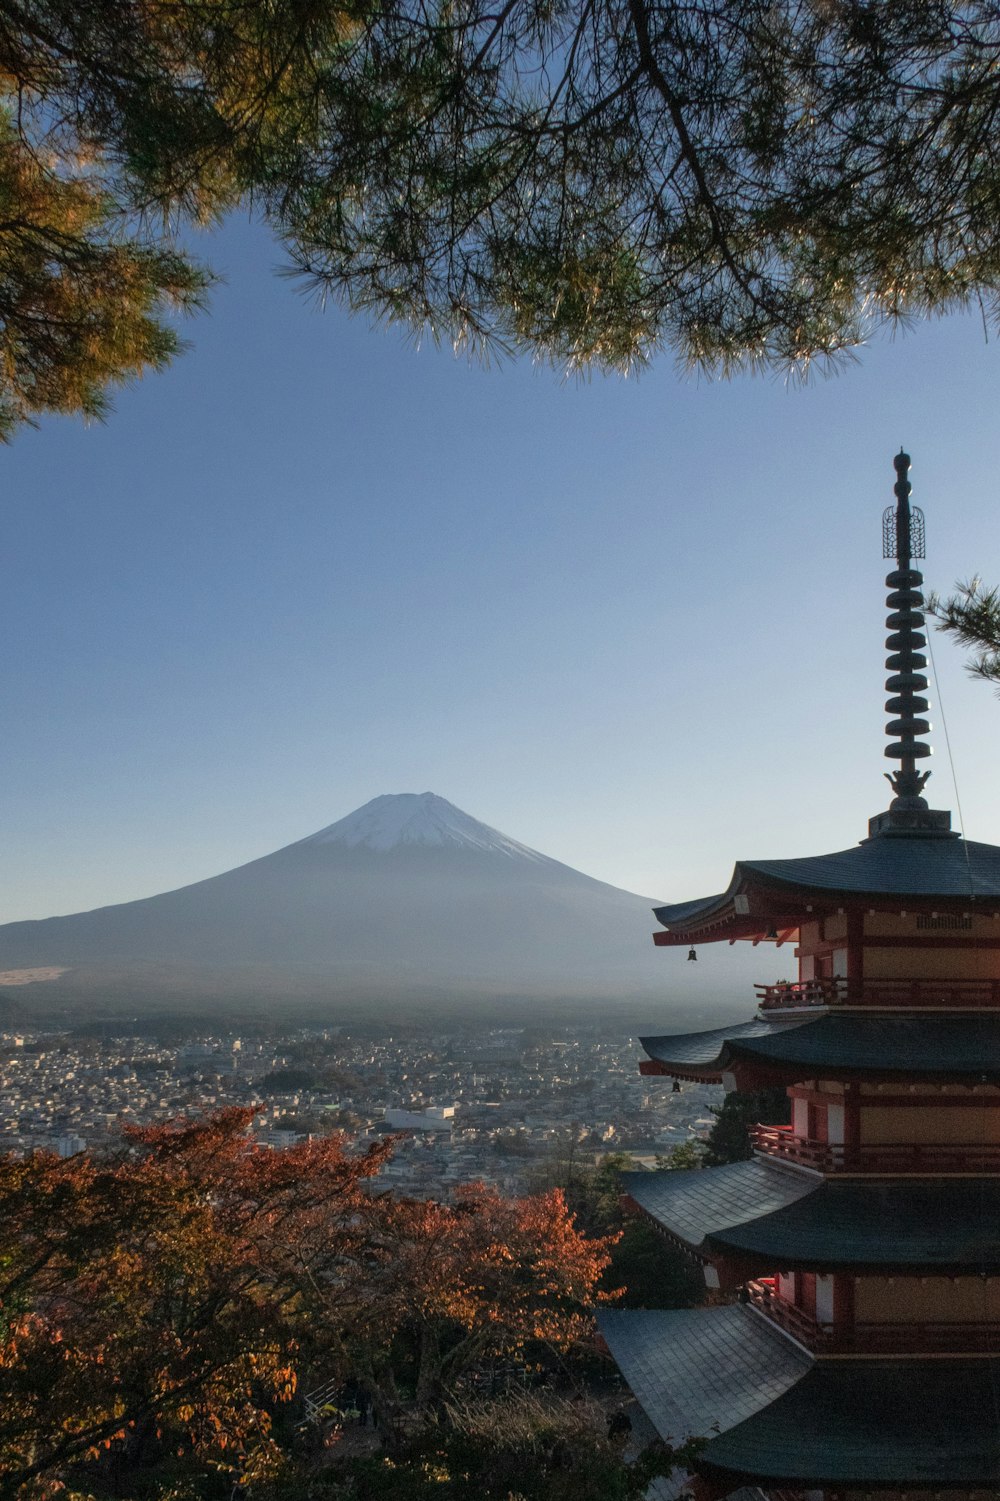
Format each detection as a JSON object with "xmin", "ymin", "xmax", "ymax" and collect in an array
[{"xmin": 687, "ymin": 947, "xmax": 697, "ymax": 961}]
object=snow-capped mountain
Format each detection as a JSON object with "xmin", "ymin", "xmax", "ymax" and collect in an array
[
  {"xmin": 298, "ymin": 793, "xmax": 549, "ymax": 860},
  {"xmin": 0, "ymin": 794, "xmax": 689, "ymax": 1015}
]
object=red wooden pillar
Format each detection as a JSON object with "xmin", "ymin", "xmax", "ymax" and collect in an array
[
  {"xmin": 832, "ymin": 1273, "xmax": 855, "ymax": 1342},
  {"xmin": 846, "ymin": 908, "xmax": 864, "ymax": 1001},
  {"xmin": 842, "ymin": 1081, "xmax": 860, "ymax": 1168}
]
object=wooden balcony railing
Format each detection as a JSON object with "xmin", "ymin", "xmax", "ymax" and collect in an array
[
  {"xmin": 747, "ymin": 1280, "xmax": 1000, "ymax": 1354},
  {"xmin": 746, "ymin": 1280, "xmax": 822, "ymax": 1347},
  {"xmin": 751, "ymin": 1123, "xmax": 1000, "ymax": 1174},
  {"xmin": 756, "ymin": 979, "xmax": 841, "ymax": 1010},
  {"xmin": 756, "ymin": 978, "xmax": 1000, "ymax": 1011},
  {"xmin": 751, "ymin": 1124, "xmax": 840, "ymax": 1170}
]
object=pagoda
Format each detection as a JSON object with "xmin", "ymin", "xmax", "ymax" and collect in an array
[{"xmin": 599, "ymin": 454, "xmax": 1000, "ymax": 1500}]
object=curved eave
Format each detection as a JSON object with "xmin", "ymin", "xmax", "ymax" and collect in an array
[
  {"xmin": 626, "ymin": 1163, "xmax": 1000, "ymax": 1275},
  {"xmin": 622, "ymin": 1160, "xmax": 816, "ymax": 1263},
  {"xmin": 698, "ymin": 1359, "xmax": 1000, "ymax": 1489},
  {"xmin": 639, "ymin": 1018, "xmax": 807, "ymax": 1084},
  {"xmin": 596, "ymin": 1305, "xmax": 811, "ymax": 1447},
  {"xmin": 742, "ymin": 835, "xmax": 1000, "ymax": 904},
  {"xmin": 642, "ymin": 1014, "xmax": 1000, "ymax": 1087},
  {"xmin": 601, "ymin": 1307, "xmax": 1000, "ymax": 1488},
  {"xmin": 652, "ymin": 889, "xmax": 735, "ymax": 930},
  {"xmin": 652, "ymin": 836, "xmax": 1000, "ymax": 944}
]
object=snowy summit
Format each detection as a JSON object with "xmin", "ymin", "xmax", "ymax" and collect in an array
[{"xmin": 297, "ymin": 792, "xmax": 548, "ymax": 861}]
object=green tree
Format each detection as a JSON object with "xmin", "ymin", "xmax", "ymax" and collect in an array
[
  {"xmin": 8, "ymin": 2, "xmax": 1000, "ymax": 432},
  {"xmin": 607, "ymin": 1218, "xmax": 702, "ymax": 1310},
  {"xmin": 930, "ymin": 580, "xmax": 1000, "ymax": 692},
  {"xmin": 655, "ymin": 1140, "xmax": 704, "ymax": 1172},
  {"xmin": 260, "ymin": 1066, "xmax": 318, "ymax": 1092},
  {"xmin": 532, "ymin": 1150, "xmax": 702, "ymax": 1310},
  {"xmin": 702, "ymin": 1087, "xmax": 789, "ymax": 1167},
  {"xmin": 0, "ymin": 111, "xmax": 207, "ymax": 439}
]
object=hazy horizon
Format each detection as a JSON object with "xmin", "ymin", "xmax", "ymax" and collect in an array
[{"xmin": 5, "ymin": 217, "xmax": 1000, "ymax": 930}]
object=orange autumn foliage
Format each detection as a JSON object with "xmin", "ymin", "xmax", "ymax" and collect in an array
[
  {"xmin": 0, "ymin": 1110, "xmax": 390, "ymax": 1497},
  {"xmin": 322, "ymin": 1183, "xmax": 618, "ymax": 1418},
  {"xmin": 0, "ymin": 1113, "xmax": 613, "ymax": 1496}
]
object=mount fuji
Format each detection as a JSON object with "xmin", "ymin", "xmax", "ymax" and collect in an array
[{"xmin": 0, "ymin": 794, "xmax": 694, "ymax": 1018}]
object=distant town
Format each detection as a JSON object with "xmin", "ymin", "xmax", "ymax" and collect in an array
[{"xmin": 0, "ymin": 1023, "xmax": 722, "ymax": 1194}]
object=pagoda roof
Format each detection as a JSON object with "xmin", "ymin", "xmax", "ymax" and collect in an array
[
  {"xmin": 653, "ymin": 834, "xmax": 1000, "ymax": 939},
  {"xmin": 596, "ymin": 1305, "xmax": 810, "ymax": 1444},
  {"xmin": 600, "ymin": 1307, "xmax": 1000, "ymax": 1488},
  {"xmin": 640, "ymin": 1012, "xmax": 1000, "ymax": 1084},
  {"xmin": 698, "ymin": 1358, "xmax": 1000, "ymax": 1489},
  {"xmin": 624, "ymin": 1161, "xmax": 1000, "ymax": 1273},
  {"xmin": 622, "ymin": 1159, "xmax": 814, "ymax": 1249}
]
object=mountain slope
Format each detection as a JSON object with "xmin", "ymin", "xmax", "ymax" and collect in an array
[{"xmin": 0, "ymin": 794, "xmax": 678, "ymax": 1012}]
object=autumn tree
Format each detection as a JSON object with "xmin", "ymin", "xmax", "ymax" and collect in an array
[
  {"xmin": 308, "ymin": 1183, "xmax": 615, "ymax": 1439},
  {"xmin": 528, "ymin": 1148, "xmax": 702, "ymax": 1310},
  {"xmin": 0, "ymin": 1109, "xmax": 392, "ymax": 1498},
  {"xmin": 0, "ymin": 1112, "xmax": 619, "ymax": 1496},
  {"xmin": 7, "ymin": 2, "xmax": 1000, "ymax": 433}
]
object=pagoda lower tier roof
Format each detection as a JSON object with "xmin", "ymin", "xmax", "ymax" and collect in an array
[
  {"xmin": 622, "ymin": 1160, "xmax": 815, "ymax": 1249},
  {"xmin": 599, "ymin": 1307, "xmax": 1000, "ymax": 1489},
  {"xmin": 698, "ymin": 1357, "xmax": 1000, "ymax": 1490},
  {"xmin": 596, "ymin": 1304, "xmax": 810, "ymax": 1444},
  {"xmin": 652, "ymin": 833, "xmax": 1000, "ymax": 938},
  {"xmin": 624, "ymin": 1160, "xmax": 1000, "ymax": 1272},
  {"xmin": 640, "ymin": 1012, "xmax": 1000, "ymax": 1083}
]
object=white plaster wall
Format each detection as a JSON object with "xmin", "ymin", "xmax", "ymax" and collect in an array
[{"xmin": 827, "ymin": 1103, "xmax": 845, "ymax": 1145}]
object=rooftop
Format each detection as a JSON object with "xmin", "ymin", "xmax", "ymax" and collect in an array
[
  {"xmin": 640, "ymin": 1013, "xmax": 1000, "ymax": 1084},
  {"xmin": 600, "ymin": 1307, "xmax": 1000, "ymax": 1488},
  {"xmin": 624, "ymin": 1160, "xmax": 1000, "ymax": 1272},
  {"xmin": 652, "ymin": 835, "xmax": 1000, "ymax": 944},
  {"xmin": 596, "ymin": 1305, "xmax": 810, "ymax": 1443},
  {"xmin": 699, "ymin": 1358, "xmax": 1000, "ymax": 1488}
]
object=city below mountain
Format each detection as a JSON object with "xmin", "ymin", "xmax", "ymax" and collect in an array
[{"xmin": 0, "ymin": 793, "xmax": 744, "ymax": 1022}]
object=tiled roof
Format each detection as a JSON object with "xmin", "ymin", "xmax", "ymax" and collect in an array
[
  {"xmin": 641, "ymin": 1013, "xmax": 1000, "ymax": 1082},
  {"xmin": 651, "ymin": 891, "xmax": 729, "ymax": 926},
  {"xmin": 742, "ymin": 835, "xmax": 1000, "ymax": 899},
  {"xmin": 627, "ymin": 1161, "xmax": 1000, "ymax": 1271},
  {"xmin": 712, "ymin": 1176, "xmax": 1000, "ymax": 1272},
  {"xmin": 699, "ymin": 1359, "xmax": 1000, "ymax": 1487},
  {"xmin": 639, "ymin": 1017, "xmax": 806, "ymax": 1072},
  {"xmin": 622, "ymin": 1159, "xmax": 815, "ymax": 1249},
  {"xmin": 653, "ymin": 834, "xmax": 1000, "ymax": 930},
  {"xmin": 596, "ymin": 1306, "xmax": 811, "ymax": 1445}
]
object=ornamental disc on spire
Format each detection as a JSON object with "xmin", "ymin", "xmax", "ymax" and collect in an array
[{"xmin": 868, "ymin": 452, "xmax": 955, "ymax": 840}]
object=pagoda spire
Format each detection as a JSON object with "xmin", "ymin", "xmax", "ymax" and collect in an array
[{"xmin": 868, "ymin": 451, "xmax": 954, "ymax": 838}]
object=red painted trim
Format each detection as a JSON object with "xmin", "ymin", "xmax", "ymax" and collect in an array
[
  {"xmin": 833, "ymin": 1273, "xmax": 855, "ymax": 1328},
  {"xmin": 843, "ymin": 1083, "xmax": 860, "ymax": 1167},
  {"xmin": 652, "ymin": 917, "xmax": 777, "ymax": 946},
  {"xmin": 864, "ymin": 934, "xmax": 1000, "ymax": 950},
  {"xmin": 638, "ymin": 1060, "xmax": 723, "ymax": 1083},
  {"xmin": 858, "ymin": 1093, "xmax": 1000, "ymax": 1107},
  {"xmin": 789, "ymin": 1085, "xmax": 845, "ymax": 1106},
  {"xmin": 847, "ymin": 909, "xmax": 864, "ymax": 983}
]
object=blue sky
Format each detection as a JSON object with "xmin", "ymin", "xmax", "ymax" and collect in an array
[{"xmin": 3, "ymin": 215, "xmax": 1000, "ymax": 924}]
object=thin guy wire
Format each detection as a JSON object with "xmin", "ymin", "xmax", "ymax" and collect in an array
[{"xmin": 925, "ymin": 620, "xmax": 975, "ymax": 902}]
